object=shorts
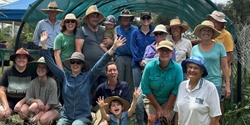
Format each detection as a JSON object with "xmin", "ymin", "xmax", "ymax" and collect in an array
[{"xmin": 216, "ymin": 86, "xmax": 222, "ymax": 101}]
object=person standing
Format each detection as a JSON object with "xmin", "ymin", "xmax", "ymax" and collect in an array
[
  {"xmin": 33, "ymin": 1, "xmax": 63, "ymax": 58},
  {"xmin": 174, "ymin": 56, "xmax": 221, "ymax": 125},
  {"xmin": 130, "ymin": 11, "xmax": 155, "ymax": 88},
  {"xmin": 54, "ymin": 13, "xmax": 80, "ymax": 71},
  {"xmin": 166, "ymin": 18, "xmax": 192, "ymax": 65}
]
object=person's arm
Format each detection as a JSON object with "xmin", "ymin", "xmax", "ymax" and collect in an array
[
  {"xmin": 33, "ymin": 22, "xmax": 41, "ymax": 46},
  {"xmin": 210, "ymin": 116, "xmax": 220, "ymax": 125},
  {"xmin": 191, "ymin": 39, "xmax": 201, "ymax": 46},
  {"xmin": 75, "ymin": 38, "xmax": 84, "ymax": 52},
  {"xmin": 99, "ymin": 42, "xmax": 108, "ymax": 52},
  {"xmin": 174, "ymin": 112, "xmax": 178, "ymax": 125},
  {"xmin": 128, "ymin": 88, "xmax": 141, "ymax": 117},
  {"xmin": 130, "ymin": 30, "xmax": 143, "ymax": 66},
  {"xmin": 163, "ymin": 94, "xmax": 177, "ymax": 122},
  {"xmin": 14, "ymin": 97, "xmax": 27, "ymax": 112},
  {"xmin": 96, "ymin": 96, "xmax": 110, "ymax": 121},
  {"xmin": 221, "ymin": 57, "xmax": 230, "ymax": 98},
  {"xmin": 0, "ymin": 86, "xmax": 12, "ymax": 118},
  {"xmin": 54, "ymin": 50, "xmax": 63, "ymax": 70},
  {"xmin": 227, "ymin": 52, "xmax": 232, "ymax": 66}
]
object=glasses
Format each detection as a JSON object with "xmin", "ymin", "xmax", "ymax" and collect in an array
[
  {"xmin": 141, "ymin": 16, "xmax": 151, "ymax": 20},
  {"xmin": 70, "ymin": 60, "xmax": 83, "ymax": 65},
  {"xmin": 154, "ymin": 32, "xmax": 165, "ymax": 36},
  {"xmin": 65, "ymin": 20, "xmax": 76, "ymax": 23}
]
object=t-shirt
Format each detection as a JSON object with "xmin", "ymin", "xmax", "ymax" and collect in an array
[
  {"xmin": 76, "ymin": 25, "xmax": 105, "ymax": 67},
  {"xmin": 213, "ymin": 29, "xmax": 234, "ymax": 52},
  {"xmin": 104, "ymin": 28, "xmax": 116, "ymax": 40},
  {"xmin": 109, "ymin": 111, "xmax": 129, "ymax": 125},
  {"xmin": 191, "ymin": 42, "xmax": 227, "ymax": 86}
]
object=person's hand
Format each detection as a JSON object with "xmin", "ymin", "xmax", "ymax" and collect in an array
[
  {"xmin": 112, "ymin": 35, "xmax": 126, "ymax": 49},
  {"xmin": 36, "ymin": 100, "xmax": 45, "ymax": 111},
  {"xmin": 163, "ymin": 109, "xmax": 172, "ymax": 124},
  {"xmin": 40, "ymin": 31, "xmax": 48, "ymax": 45},
  {"xmin": 140, "ymin": 60, "xmax": 146, "ymax": 67},
  {"xmin": 133, "ymin": 87, "xmax": 142, "ymax": 99},
  {"xmin": 14, "ymin": 101, "xmax": 22, "ymax": 112},
  {"xmin": 2, "ymin": 108, "xmax": 12, "ymax": 119},
  {"xmin": 225, "ymin": 85, "xmax": 231, "ymax": 98},
  {"xmin": 156, "ymin": 106, "xmax": 164, "ymax": 119},
  {"xmin": 96, "ymin": 96, "xmax": 108, "ymax": 108}
]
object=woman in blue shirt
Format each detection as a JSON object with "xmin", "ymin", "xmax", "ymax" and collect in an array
[{"xmin": 40, "ymin": 31, "xmax": 126, "ymax": 125}]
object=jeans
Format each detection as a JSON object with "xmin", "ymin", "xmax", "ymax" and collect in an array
[
  {"xmin": 114, "ymin": 55, "xmax": 134, "ymax": 102},
  {"xmin": 57, "ymin": 111, "xmax": 92, "ymax": 125},
  {"xmin": 132, "ymin": 67, "xmax": 142, "ymax": 87},
  {"xmin": 135, "ymin": 93, "xmax": 146, "ymax": 125}
]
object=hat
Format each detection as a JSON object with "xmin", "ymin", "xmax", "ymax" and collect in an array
[
  {"xmin": 192, "ymin": 20, "xmax": 221, "ymax": 39},
  {"xmin": 156, "ymin": 40, "xmax": 173, "ymax": 51},
  {"xmin": 118, "ymin": 9, "xmax": 134, "ymax": 22},
  {"xmin": 40, "ymin": 1, "xmax": 63, "ymax": 14},
  {"xmin": 10, "ymin": 48, "xmax": 34, "ymax": 62},
  {"xmin": 63, "ymin": 52, "xmax": 90, "ymax": 72},
  {"xmin": 27, "ymin": 57, "xmax": 53, "ymax": 77},
  {"xmin": 152, "ymin": 24, "xmax": 168, "ymax": 34},
  {"xmin": 166, "ymin": 19, "xmax": 189, "ymax": 34},
  {"xmin": 104, "ymin": 96, "xmax": 130, "ymax": 114},
  {"xmin": 61, "ymin": 13, "xmax": 81, "ymax": 27},
  {"xmin": 140, "ymin": 11, "xmax": 151, "ymax": 18},
  {"xmin": 181, "ymin": 56, "xmax": 208, "ymax": 77},
  {"xmin": 206, "ymin": 10, "xmax": 227, "ymax": 23},
  {"xmin": 82, "ymin": 5, "xmax": 104, "ymax": 23},
  {"xmin": 103, "ymin": 15, "xmax": 116, "ymax": 25}
]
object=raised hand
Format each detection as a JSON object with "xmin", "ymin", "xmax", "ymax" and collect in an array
[
  {"xmin": 133, "ymin": 87, "xmax": 142, "ymax": 99},
  {"xmin": 96, "ymin": 96, "xmax": 108, "ymax": 108},
  {"xmin": 40, "ymin": 31, "xmax": 48, "ymax": 45},
  {"xmin": 112, "ymin": 35, "xmax": 126, "ymax": 49}
]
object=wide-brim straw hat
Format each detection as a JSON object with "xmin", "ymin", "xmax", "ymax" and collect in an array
[
  {"xmin": 118, "ymin": 9, "xmax": 134, "ymax": 22},
  {"xmin": 152, "ymin": 24, "xmax": 168, "ymax": 34},
  {"xmin": 104, "ymin": 96, "xmax": 130, "ymax": 114},
  {"xmin": 192, "ymin": 20, "xmax": 221, "ymax": 39},
  {"xmin": 41, "ymin": 1, "xmax": 63, "ymax": 14},
  {"xmin": 63, "ymin": 52, "xmax": 90, "ymax": 72},
  {"xmin": 82, "ymin": 5, "xmax": 104, "ymax": 23},
  {"xmin": 166, "ymin": 19, "xmax": 189, "ymax": 34},
  {"xmin": 27, "ymin": 57, "xmax": 53, "ymax": 77},
  {"xmin": 61, "ymin": 13, "xmax": 81, "ymax": 27},
  {"xmin": 10, "ymin": 48, "xmax": 34, "ymax": 62},
  {"xmin": 181, "ymin": 56, "xmax": 208, "ymax": 77},
  {"xmin": 206, "ymin": 10, "xmax": 227, "ymax": 23},
  {"xmin": 156, "ymin": 40, "xmax": 174, "ymax": 51}
]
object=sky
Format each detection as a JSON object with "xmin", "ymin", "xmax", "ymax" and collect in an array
[{"xmin": 211, "ymin": 0, "xmax": 230, "ymax": 4}]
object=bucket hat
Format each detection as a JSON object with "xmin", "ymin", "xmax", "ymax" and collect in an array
[
  {"xmin": 118, "ymin": 9, "xmax": 134, "ymax": 22},
  {"xmin": 61, "ymin": 13, "xmax": 81, "ymax": 27},
  {"xmin": 103, "ymin": 15, "xmax": 116, "ymax": 25},
  {"xmin": 27, "ymin": 57, "xmax": 53, "ymax": 77},
  {"xmin": 166, "ymin": 19, "xmax": 189, "ymax": 34},
  {"xmin": 82, "ymin": 5, "xmax": 104, "ymax": 23},
  {"xmin": 10, "ymin": 48, "xmax": 34, "ymax": 62},
  {"xmin": 192, "ymin": 20, "xmax": 221, "ymax": 39},
  {"xmin": 181, "ymin": 56, "xmax": 208, "ymax": 77},
  {"xmin": 40, "ymin": 1, "xmax": 63, "ymax": 14},
  {"xmin": 63, "ymin": 52, "xmax": 90, "ymax": 72},
  {"xmin": 152, "ymin": 24, "xmax": 168, "ymax": 34},
  {"xmin": 156, "ymin": 40, "xmax": 174, "ymax": 51},
  {"xmin": 104, "ymin": 96, "xmax": 130, "ymax": 114},
  {"xmin": 206, "ymin": 10, "xmax": 227, "ymax": 23}
]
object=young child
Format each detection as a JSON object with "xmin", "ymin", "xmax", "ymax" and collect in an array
[
  {"xmin": 97, "ymin": 88, "xmax": 141, "ymax": 125},
  {"xmin": 100, "ymin": 15, "xmax": 117, "ymax": 52}
]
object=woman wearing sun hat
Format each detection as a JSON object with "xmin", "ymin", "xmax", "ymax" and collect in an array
[
  {"xmin": 166, "ymin": 18, "xmax": 192, "ymax": 65},
  {"xmin": 141, "ymin": 40, "xmax": 183, "ymax": 125},
  {"xmin": 0, "ymin": 48, "xmax": 34, "ymax": 121},
  {"xmin": 18, "ymin": 57, "xmax": 61, "ymax": 125},
  {"xmin": 191, "ymin": 20, "xmax": 230, "ymax": 101},
  {"xmin": 54, "ymin": 13, "xmax": 80, "ymax": 71},
  {"xmin": 40, "ymin": 30, "xmax": 126, "ymax": 125},
  {"xmin": 174, "ymin": 56, "xmax": 221, "ymax": 125}
]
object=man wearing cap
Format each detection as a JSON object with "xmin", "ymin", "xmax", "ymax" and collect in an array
[
  {"xmin": 206, "ymin": 10, "xmax": 234, "ymax": 124},
  {"xmin": 33, "ymin": 1, "xmax": 63, "ymax": 58}
]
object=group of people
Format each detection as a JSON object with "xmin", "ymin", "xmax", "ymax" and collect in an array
[{"xmin": 0, "ymin": 1, "xmax": 234, "ymax": 125}]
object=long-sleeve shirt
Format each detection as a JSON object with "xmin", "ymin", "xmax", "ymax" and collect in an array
[{"xmin": 42, "ymin": 49, "xmax": 111, "ymax": 119}]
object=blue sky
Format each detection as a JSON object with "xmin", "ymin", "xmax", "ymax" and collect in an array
[{"xmin": 212, "ymin": 0, "xmax": 229, "ymax": 4}]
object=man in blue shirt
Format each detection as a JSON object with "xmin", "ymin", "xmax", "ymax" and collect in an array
[{"xmin": 33, "ymin": 1, "xmax": 63, "ymax": 58}]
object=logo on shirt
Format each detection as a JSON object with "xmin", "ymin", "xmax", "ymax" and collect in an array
[{"xmin": 195, "ymin": 98, "xmax": 204, "ymax": 104}]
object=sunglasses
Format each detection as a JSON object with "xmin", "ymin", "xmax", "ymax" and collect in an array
[
  {"xmin": 65, "ymin": 20, "xmax": 76, "ymax": 23},
  {"xmin": 70, "ymin": 60, "xmax": 83, "ymax": 65},
  {"xmin": 141, "ymin": 16, "xmax": 151, "ymax": 20},
  {"xmin": 154, "ymin": 32, "xmax": 165, "ymax": 36}
]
